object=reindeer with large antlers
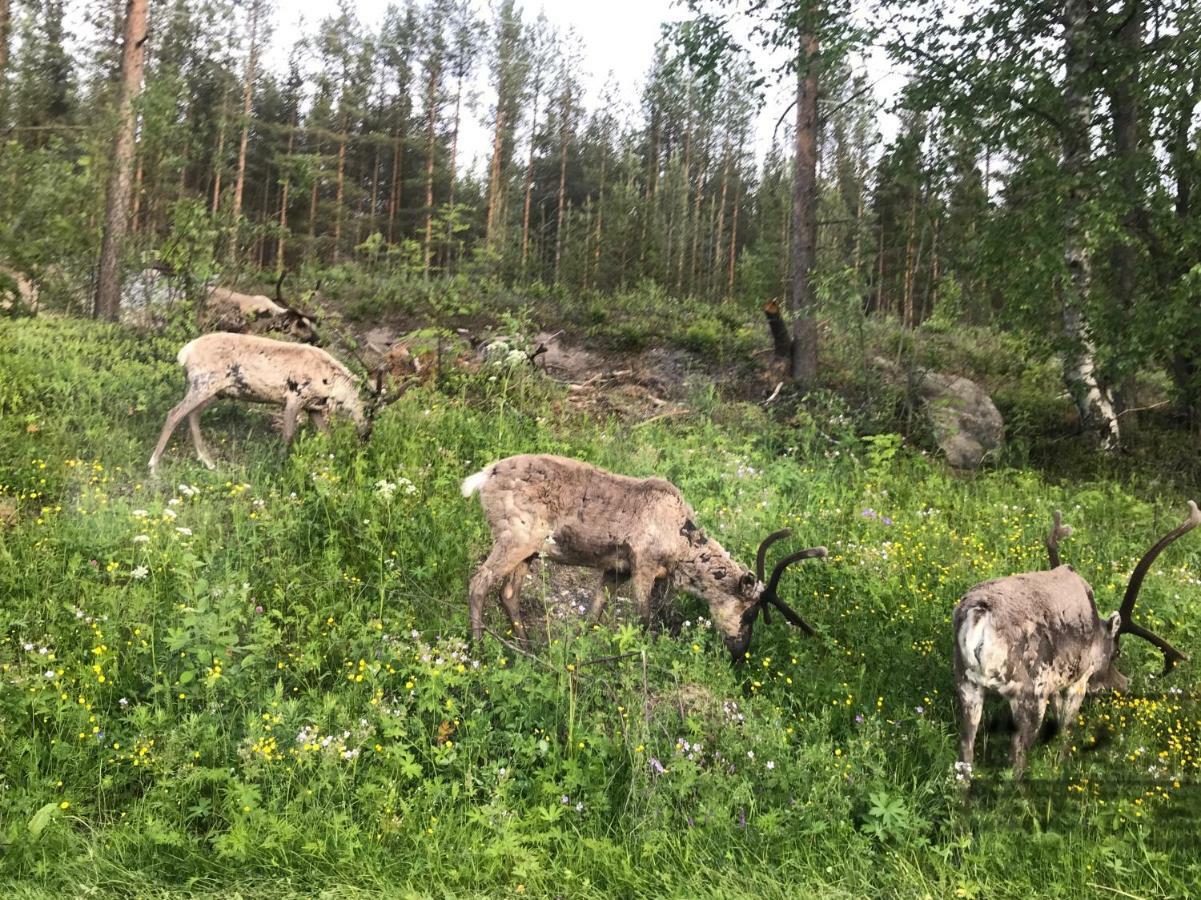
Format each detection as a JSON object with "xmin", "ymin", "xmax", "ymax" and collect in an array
[
  {"xmin": 954, "ymin": 502, "xmax": 1200, "ymax": 780},
  {"xmin": 461, "ymin": 454, "xmax": 826, "ymax": 660}
]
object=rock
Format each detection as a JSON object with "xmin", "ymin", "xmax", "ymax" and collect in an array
[
  {"xmin": 916, "ymin": 372, "xmax": 1005, "ymax": 468},
  {"xmin": 872, "ymin": 357, "xmax": 1004, "ymax": 468}
]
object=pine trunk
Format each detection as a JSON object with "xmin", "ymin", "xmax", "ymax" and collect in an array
[
  {"xmin": 553, "ymin": 83, "xmax": 571, "ymax": 284},
  {"xmin": 333, "ymin": 126, "xmax": 346, "ymax": 262},
  {"xmin": 211, "ymin": 95, "xmax": 228, "ymax": 214},
  {"xmin": 276, "ymin": 127, "xmax": 294, "ymax": 273},
  {"xmin": 520, "ymin": 80, "xmax": 541, "ymax": 273},
  {"xmin": 95, "ymin": 0, "xmax": 149, "ymax": 321},
  {"xmin": 789, "ymin": 35, "xmax": 820, "ymax": 386},
  {"xmin": 485, "ymin": 106, "xmax": 506, "ymax": 242},
  {"xmin": 713, "ymin": 142, "xmax": 731, "ymax": 298},
  {"xmin": 593, "ymin": 152, "xmax": 606, "ymax": 284},
  {"xmin": 422, "ymin": 62, "xmax": 439, "ymax": 276},
  {"xmin": 727, "ymin": 166, "xmax": 740, "ymax": 298},
  {"xmin": 387, "ymin": 119, "xmax": 405, "ymax": 243},
  {"xmin": 231, "ymin": 0, "xmax": 260, "ymax": 221}
]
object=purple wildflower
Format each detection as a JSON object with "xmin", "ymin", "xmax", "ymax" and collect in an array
[{"xmin": 649, "ymin": 756, "xmax": 666, "ymax": 775}]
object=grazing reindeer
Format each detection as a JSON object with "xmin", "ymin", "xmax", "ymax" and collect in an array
[
  {"xmin": 461, "ymin": 453, "xmax": 826, "ymax": 659},
  {"xmin": 148, "ymin": 333, "xmax": 380, "ymax": 473},
  {"xmin": 954, "ymin": 502, "xmax": 1199, "ymax": 780},
  {"xmin": 205, "ymin": 273, "xmax": 319, "ymax": 343}
]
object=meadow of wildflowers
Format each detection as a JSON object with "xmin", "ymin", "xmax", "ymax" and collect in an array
[{"xmin": 1, "ymin": 315, "xmax": 1200, "ymax": 897}]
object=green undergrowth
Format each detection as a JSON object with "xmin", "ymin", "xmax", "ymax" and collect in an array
[{"xmin": 1, "ymin": 316, "xmax": 1200, "ymax": 897}]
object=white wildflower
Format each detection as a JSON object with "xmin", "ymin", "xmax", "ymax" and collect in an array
[
  {"xmin": 131, "ymin": 565, "xmax": 149, "ymax": 580},
  {"xmin": 133, "ymin": 534, "xmax": 150, "ymax": 544}
]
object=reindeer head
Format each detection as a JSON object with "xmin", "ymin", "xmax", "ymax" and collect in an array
[
  {"xmin": 677, "ymin": 524, "xmax": 826, "ymax": 662},
  {"xmin": 1056, "ymin": 501, "xmax": 1199, "ymax": 689},
  {"xmin": 275, "ymin": 272, "xmax": 320, "ymax": 344}
]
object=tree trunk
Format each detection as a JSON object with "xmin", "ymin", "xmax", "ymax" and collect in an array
[
  {"xmin": 520, "ymin": 72, "xmax": 542, "ymax": 273},
  {"xmin": 727, "ymin": 165, "xmax": 740, "ymax": 298},
  {"xmin": 231, "ymin": 0, "xmax": 261, "ymax": 221},
  {"xmin": 789, "ymin": 35, "xmax": 820, "ymax": 387},
  {"xmin": 211, "ymin": 94, "xmax": 229, "ymax": 214},
  {"xmin": 902, "ymin": 184, "xmax": 917, "ymax": 327},
  {"xmin": 1060, "ymin": 0, "xmax": 1120, "ymax": 449},
  {"xmin": 485, "ymin": 105, "xmax": 506, "ymax": 243},
  {"xmin": 553, "ymin": 82, "xmax": 571, "ymax": 284},
  {"xmin": 422, "ymin": 61, "xmax": 439, "ymax": 276},
  {"xmin": 713, "ymin": 140, "xmax": 730, "ymax": 299},
  {"xmin": 593, "ymin": 151, "xmax": 606, "ymax": 285},
  {"xmin": 94, "ymin": 0, "xmax": 149, "ymax": 321},
  {"xmin": 676, "ymin": 108, "xmax": 692, "ymax": 293},
  {"xmin": 0, "ymin": 0, "xmax": 10, "ymax": 121},
  {"xmin": 276, "ymin": 127, "xmax": 294, "ymax": 274},
  {"xmin": 333, "ymin": 125, "xmax": 347, "ymax": 262},
  {"xmin": 640, "ymin": 111, "xmax": 660, "ymax": 267},
  {"xmin": 689, "ymin": 156, "xmax": 705, "ymax": 292},
  {"xmin": 1107, "ymin": 2, "xmax": 1142, "ymax": 314},
  {"xmin": 387, "ymin": 119, "xmax": 405, "ymax": 244}
]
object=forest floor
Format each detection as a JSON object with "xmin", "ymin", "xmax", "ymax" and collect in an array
[{"xmin": 1, "ymin": 305, "xmax": 1201, "ymax": 897}]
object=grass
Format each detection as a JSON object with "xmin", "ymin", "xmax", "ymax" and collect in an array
[{"xmin": 1, "ymin": 313, "xmax": 1200, "ymax": 897}]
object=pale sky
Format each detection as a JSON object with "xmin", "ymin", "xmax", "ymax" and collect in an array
[{"xmin": 268, "ymin": 0, "xmax": 904, "ymax": 174}]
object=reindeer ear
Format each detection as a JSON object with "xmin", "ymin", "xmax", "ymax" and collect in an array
[
  {"xmin": 739, "ymin": 571, "xmax": 758, "ymax": 598},
  {"xmin": 1107, "ymin": 612, "xmax": 1122, "ymax": 638},
  {"xmin": 680, "ymin": 519, "xmax": 708, "ymax": 546},
  {"xmin": 373, "ymin": 367, "xmax": 387, "ymax": 397}
]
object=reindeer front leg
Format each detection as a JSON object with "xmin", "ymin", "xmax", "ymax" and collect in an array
[
  {"xmin": 280, "ymin": 396, "xmax": 304, "ymax": 445},
  {"xmin": 629, "ymin": 565, "xmax": 660, "ymax": 630}
]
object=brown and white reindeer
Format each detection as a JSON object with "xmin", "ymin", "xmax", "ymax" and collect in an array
[
  {"xmin": 461, "ymin": 453, "xmax": 826, "ymax": 660},
  {"xmin": 148, "ymin": 332, "xmax": 382, "ymax": 473},
  {"xmin": 204, "ymin": 273, "xmax": 320, "ymax": 343},
  {"xmin": 954, "ymin": 502, "xmax": 1199, "ymax": 780}
]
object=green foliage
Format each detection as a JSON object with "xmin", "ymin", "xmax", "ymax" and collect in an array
[{"xmin": 1, "ymin": 316, "xmax": 1200, "ymax": 895}]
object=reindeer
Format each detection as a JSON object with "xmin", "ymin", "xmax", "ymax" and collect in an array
[
  {"xmin": 954, "ymin": 502, "xmax": 1199, "ymax": 780},
  {"xmin": 148, "ymin": 332, "xmax": 380, "ymax": 473},
  {"xmin": 461, "ymin": 454, "xmax": 826, "ymax": 659},
  {"xmin": 204, "ymin": 273, "xmax": 319, "ymax": 343}
]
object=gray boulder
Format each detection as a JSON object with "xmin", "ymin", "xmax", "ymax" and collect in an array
[{"xmin": 873, "ymin": 358, "xmax": 1004, "ymax": 468}]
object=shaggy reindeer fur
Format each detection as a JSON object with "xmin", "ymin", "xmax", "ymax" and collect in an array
[
  {"xmin": 148, "ymin": 332, "xmax": 369, "ymax": 472},
  {"xmin": 954, "ymin": 503, "xmax": 1199, "ymax": 780},
  {"xmin": 462, "ymin": 454, "xmax": 823, "ymax": 659},
  {"xmin": 205, "ymin": 285, "xmax": 318, "ymax": 343}
]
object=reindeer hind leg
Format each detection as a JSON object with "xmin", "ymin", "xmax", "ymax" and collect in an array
[
  {"xmin": 149, "ymin": 382, "xmax": 223, "ymax": 473},
  {"xmin": 187, "ymin": 396, "xmax": 219, "ymax": 469},
  {"xmin": 468, "ymin": 541, "xmax": 539, "ymax": 645}
]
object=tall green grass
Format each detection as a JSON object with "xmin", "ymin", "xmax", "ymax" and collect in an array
[{"xmin": 1, "ymin": 316, "xmax": 1199, "ymax": 897}]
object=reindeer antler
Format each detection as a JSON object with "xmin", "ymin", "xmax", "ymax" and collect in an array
[
  {"xmin": 1046, "ymin": 509, "xmax": 1073, "ymax": 568},
  {"xmin": 761, "ymin": 547, "xmax": 826, "ymax": 635},
  {"xmin": 748, "ymin": 530, "xmax": 825, "ymax": 634},
  {"xmin": 1117, "ymin": 500, "xmax": 1200, "ymax": 674}
]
